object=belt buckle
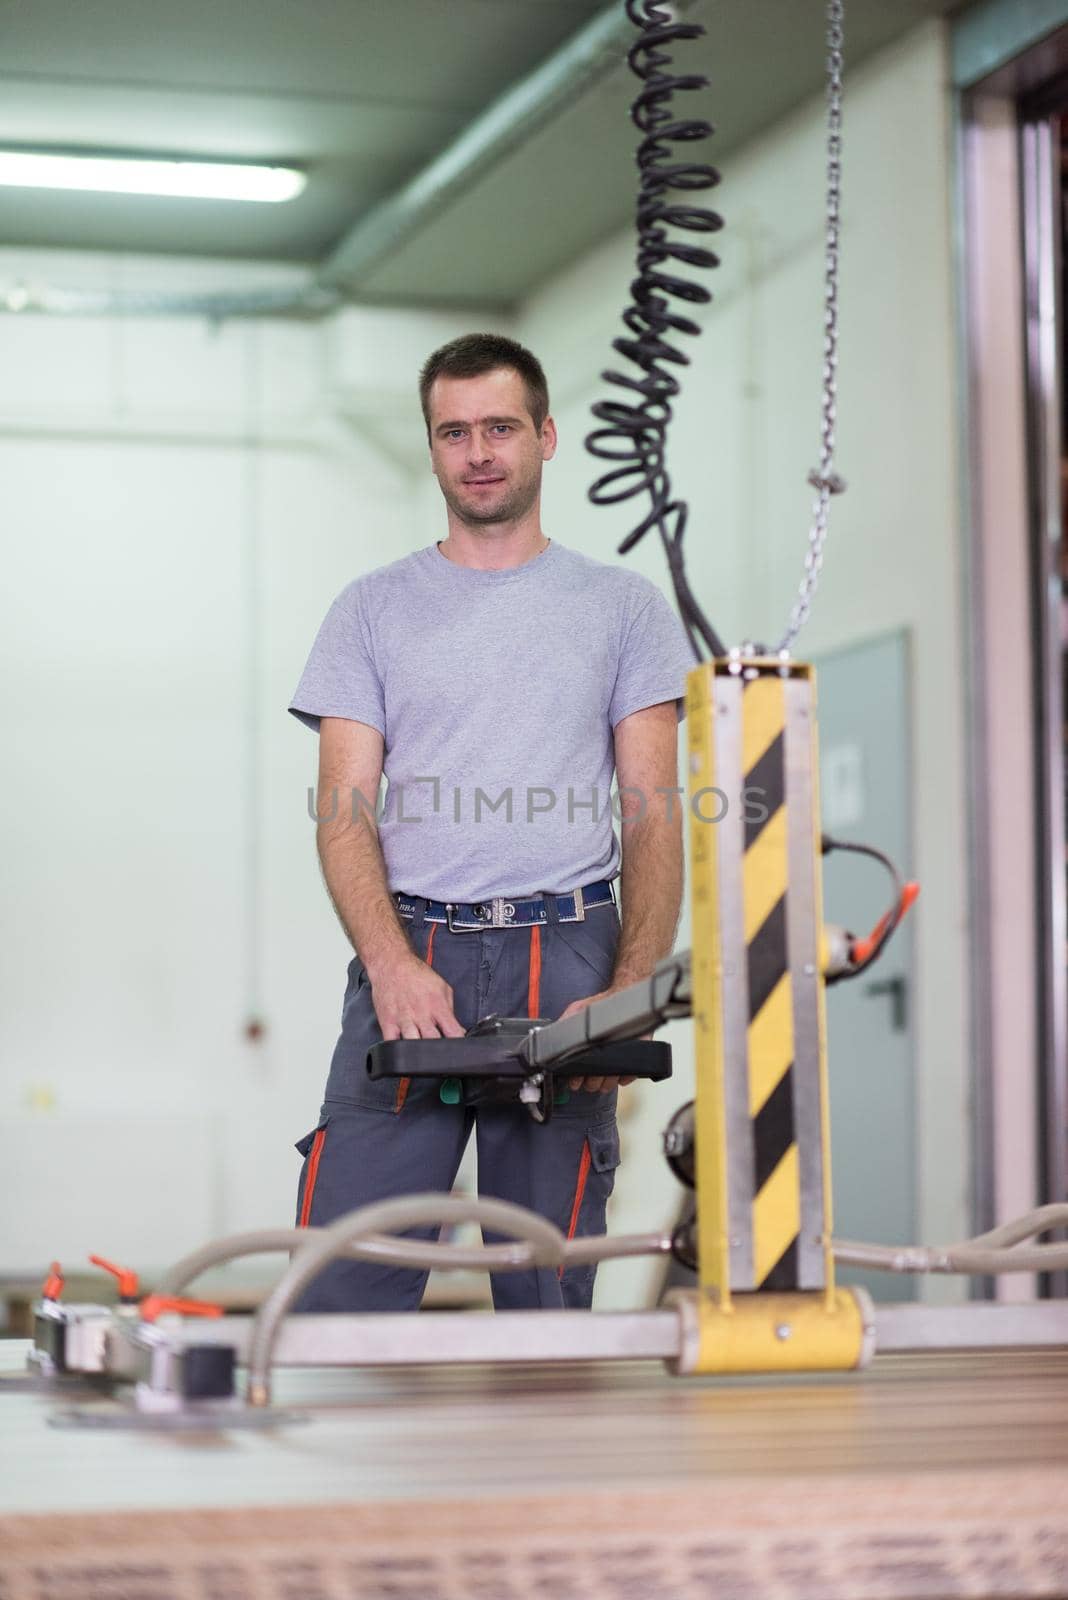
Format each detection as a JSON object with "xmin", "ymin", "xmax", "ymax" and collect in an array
[
  {"xmin": 490, "ymin": 897, "xmax": 516, "ymax": 928},
  {"xmin": 565, "ymin": 885, "xmax": 585, "ymax": 923},
  {"xmin": 445, "ymin": 903, "xmax": 481, "ymax": 934}
]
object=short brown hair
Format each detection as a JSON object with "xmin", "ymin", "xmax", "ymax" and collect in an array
[{"xmin": 419, "ymin": 332, "xmax": 550, "ymax": 438}]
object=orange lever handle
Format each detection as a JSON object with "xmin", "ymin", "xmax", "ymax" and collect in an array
[
  {"xmin": 139, "ymin": 1294, "xmax": 224, "ymax": 1323},
  {"xmin": 41, "ymin": 1261, "xmax": 64, "ymax": 1301},
  {"xmin": 89, "ymin": 1254, "xmax": 140, "ymax": 1299},
  {"xmin": 853, "ymin": 881, "xmax": 920, "ymax": 965}
]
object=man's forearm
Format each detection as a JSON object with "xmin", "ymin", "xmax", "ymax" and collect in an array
[
  {"xmin": 611, "ymin": 811, "xmax": 684, "ymax": 988},
  {"xmin": 316, "ymin": 808, "xmax": 412, "ymax": 979}
]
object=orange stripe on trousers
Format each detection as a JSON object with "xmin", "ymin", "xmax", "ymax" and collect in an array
[
  {"xmin": 560, "ymin": 1138, "xmax": 592, "ymax": 1279},
  {"xmin": 528, "ymin": 923, "xmax": 541, "ymax": 1017},
  {"xmin": 395, "ymin": 922, "xmax": 437, "ymax": 1114},
  {"xmin": 298, "ymin": 1128, "xmax": 327, "ymax": 1227}
]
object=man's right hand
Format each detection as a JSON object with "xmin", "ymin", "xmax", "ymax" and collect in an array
[{"xmin": 366, "ymin": 950, "xmax": 466, "ymax": 1041}]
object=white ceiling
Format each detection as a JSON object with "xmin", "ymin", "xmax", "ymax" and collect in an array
[{"xmin": 0, "ymin": 0, "xmax": 968, "ymax": 306}]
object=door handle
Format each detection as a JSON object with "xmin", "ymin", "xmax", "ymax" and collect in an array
[{"xmin": 863, "ymin": 974, "xmax": 907, "ymax": 1031}]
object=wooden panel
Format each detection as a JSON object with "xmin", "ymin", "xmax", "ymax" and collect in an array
[{"xmin": 1, "ymin": 1348, "xmax": 1066, "ymax": 1597}]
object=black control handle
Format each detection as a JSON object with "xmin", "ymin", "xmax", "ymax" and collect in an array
[{"xmin": 368, "ymin": 1035, "xmax": 672, "ymax": 1083}]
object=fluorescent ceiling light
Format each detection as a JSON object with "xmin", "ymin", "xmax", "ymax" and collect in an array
[{"xmin": 0, "ymin": 151, "xmax": 306, "ymax": 203}]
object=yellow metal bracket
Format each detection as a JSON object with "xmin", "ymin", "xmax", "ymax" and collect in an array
[
  {"xmin": 668, "ymin": 1287, "xmax": 873, "ymax": 1376},
  {"xmin": 682, "ymin": 654, "xmax": 862, "ymax": 1373}
]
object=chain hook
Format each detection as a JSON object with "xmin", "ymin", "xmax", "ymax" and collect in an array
[{"xmin": 777, "ymin": 0, "xmax": 846, "ymax": 656}]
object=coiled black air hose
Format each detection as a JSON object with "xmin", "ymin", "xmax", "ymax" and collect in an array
[{"xmin": 586, "ymin": 0, "xmax": 725, "ymax": 660}]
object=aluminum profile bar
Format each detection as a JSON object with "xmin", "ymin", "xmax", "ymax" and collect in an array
[
  {"xmin": 98, "ymin": 1302, "xmax": 1068, "ymax": 1385},
  {"xmin": 523, "ymin": 951, "xmax": 692, "ymax": 1070},
  {"xmin": 106, "ymin": 1311, "xmax": 683, "ymax": 1370}
]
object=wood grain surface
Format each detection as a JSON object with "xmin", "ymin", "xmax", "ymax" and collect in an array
[{"xmin": 1, "ymin": 1347, "xmax": 1066, "ymax": 1598}]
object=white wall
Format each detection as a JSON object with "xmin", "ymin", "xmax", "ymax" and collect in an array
[
  {"xmin": 0, "ymin": 260, "xmax": 483, "ymax": 1275},
  {"xmin": 518, "ymin": 19, "xmax": 969, "ymax": 1304}
]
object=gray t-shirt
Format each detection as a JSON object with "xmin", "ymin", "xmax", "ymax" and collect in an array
[{"xmin": 289, "ymin": 539, "xmax": 694, "ymax": 902}]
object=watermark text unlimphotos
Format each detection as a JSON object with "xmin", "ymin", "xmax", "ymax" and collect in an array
[{"xmin": 307, "ymin": 778, "xmax": 768, "ymax": 826}]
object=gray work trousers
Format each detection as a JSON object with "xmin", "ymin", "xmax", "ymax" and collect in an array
[{"xmin": 293, "ymin": 892, "xmax": 622, "ymax": 1312}]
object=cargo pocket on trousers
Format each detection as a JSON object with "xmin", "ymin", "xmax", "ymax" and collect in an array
[
  {"xmin": 295, "ymin": 1115, "xmax": 330, "ymax": 1227},
  {"xmin": 587, "ymin": 1120, "xmax": 622, "ymax": 1234},
  {"xmin": 564, "ymin": 1121, "xmax": 622, "ymax": 1246},
  {"xmin": 587, "ymin": 1121, "xmax": 622, "ymax": 1189},
  {"xmin": 560, "ymin": 1121, "xmax": 622, "ymax": 1303}
]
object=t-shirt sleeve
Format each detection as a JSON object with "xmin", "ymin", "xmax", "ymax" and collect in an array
[
  {"xmin": 609, "ymin": 584, "xmax": 695, "ymax": 729},
  {"xmin": 287, "ymin": 587, "xmax": 385, "ymax": 736}
]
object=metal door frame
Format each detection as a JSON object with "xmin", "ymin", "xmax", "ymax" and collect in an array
[
  {"xmin": 955, "ymin": 6, "xmax": 1068, "ymax": 1294},
  {"xmin": 1021, "ymin": 100, "xmax": 1068, "ymax": 1284}
]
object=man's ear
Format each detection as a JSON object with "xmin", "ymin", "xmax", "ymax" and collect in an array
[{"xmin": 541, "ymin": 415, "xmax": 558, "ymax": 461}]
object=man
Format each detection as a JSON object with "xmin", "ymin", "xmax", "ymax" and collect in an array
[{"xmin": 288, "ymin": 332, "xmax": 694, "ymax": 1312}]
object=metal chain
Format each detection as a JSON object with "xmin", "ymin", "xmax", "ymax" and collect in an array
[{"xmin": 776, "ymin": 0, "xmax": 845, "ymax": 656}]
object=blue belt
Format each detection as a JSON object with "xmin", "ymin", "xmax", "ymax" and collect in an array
[{"xmin": 393, "ymin": 880, "xmax": 615, "ymax": 932}]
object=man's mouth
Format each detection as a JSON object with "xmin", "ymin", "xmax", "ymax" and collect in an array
[{"xmin": 463, "ymin": 476, "xmax": 505, "ymax": 486}]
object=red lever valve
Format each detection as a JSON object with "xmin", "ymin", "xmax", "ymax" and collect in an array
[
  {"xmin": 41, "ymin": 1261, "xmax": 64, "ymax": 1301},
  {"xmin": 852, "ymin": 881, "xmax": 920, "ymax": 965},
  {"xmin": 139, "ymin": 1294, "xmax": 224, "ymax": 1324},
  {"xmin": 89, "ymin": 1254, "xmax": 140, "ymax": 1301}
]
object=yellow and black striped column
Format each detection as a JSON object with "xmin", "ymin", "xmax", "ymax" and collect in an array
[
  {"xmin": 742, "ymin": 674, "xmax": 800, "ymax": 1291},
  {"xmin": 688, "ymin": 657, "xmax": 833, "ymax": 1300}
]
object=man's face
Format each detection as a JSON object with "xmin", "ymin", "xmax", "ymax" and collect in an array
[{"xmin": 427, "ymin": 366, "xmax": 556, "ymax": 527}]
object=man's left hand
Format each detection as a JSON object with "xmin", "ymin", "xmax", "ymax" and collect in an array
[{"xmin": 558, "ymin": 988, "xmax": 643, "ymax": 1092}]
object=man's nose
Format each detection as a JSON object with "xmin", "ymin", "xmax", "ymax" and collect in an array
[{"xmin": 467, "ymin": 432, "xmax": 494, "ymax": 464}]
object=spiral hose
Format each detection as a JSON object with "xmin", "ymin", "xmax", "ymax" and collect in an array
[{"xmin": 586, "ymin": 0, "xmax": 725, "ymax": 659}]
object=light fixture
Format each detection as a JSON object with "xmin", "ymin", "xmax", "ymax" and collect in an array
[{"xmin": 0, "ymin": 150, "xmax": 306, "ymax": 203}]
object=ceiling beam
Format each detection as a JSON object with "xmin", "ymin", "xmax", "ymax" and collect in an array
[{"xmin": 316, "ymin": 1, "xmax": 698, "ymax": 292}]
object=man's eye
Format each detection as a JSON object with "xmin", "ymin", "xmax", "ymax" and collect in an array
[{"xmin": 491, "ymin": 425, "xmax": 511, "ymax": 435}]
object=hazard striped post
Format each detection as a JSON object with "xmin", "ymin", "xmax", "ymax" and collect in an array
[{"xmin": 686, "ymin": 656, "xmax": 834, "ymax": 1303}]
